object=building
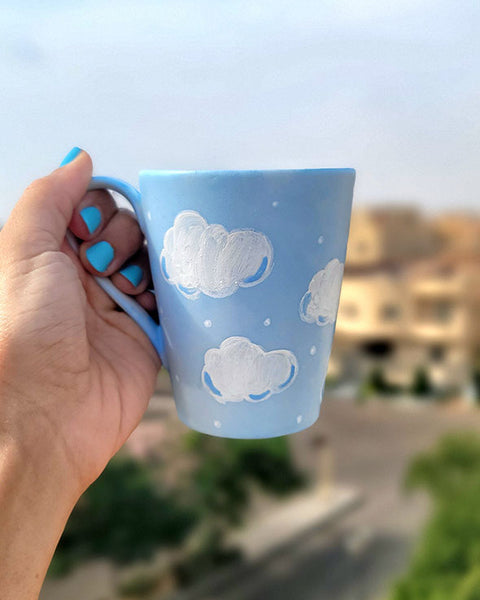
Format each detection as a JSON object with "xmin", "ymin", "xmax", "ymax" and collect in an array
[
  {"xmin": 431, "ymin": 213, "xmax": 480, "ymax": 257},
  {"xmin": 331, "ymin": 207, "xmax": 480, "ymax": 394},
  {"xmin": 346, "ymin": 206, "xmax": 439, "ymax": 267}
]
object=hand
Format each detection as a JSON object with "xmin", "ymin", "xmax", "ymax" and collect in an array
[
  {"xmin": 0, "ymin": 148, "xmax": 161, "ymax": 495},
  {"xmin": 0, "ymin": 149, "xmax": 162, "ymax": 599}
]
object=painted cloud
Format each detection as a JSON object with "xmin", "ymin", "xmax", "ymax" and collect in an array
[
  {"xmin": 202, "ymin": 336, "xmax": 298, "ymax": 403},
  {"xmin": 299, "ymin": 258, "xmax": 344, "ymax": 326},
  {"xmin": 160, "ymin": 211, "xmax": 273, "ymax": 299}
]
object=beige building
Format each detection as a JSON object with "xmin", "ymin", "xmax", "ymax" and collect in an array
[
  {"xmin": 431, "ymin": 213, "xmax": 480, "ymax": 257},
  {"xmin": 331, "ymin": 207, "xmax": 480, "ymax": 394},
  {"xmin": 346, "ymin": 207, "xmax": 439, "ymax": 267}
]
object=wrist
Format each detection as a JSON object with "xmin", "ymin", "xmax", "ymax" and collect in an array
[
  {"xmin": 0, "ymin": 411, "xmax": 82, "ymax": 511},
  {"xmin": 0, "ymin": 432, "xmax": 78, "ymax": 600},
  {"xmin": 0, "ymin": 428, "xmax": 80, "ymax": 514}
]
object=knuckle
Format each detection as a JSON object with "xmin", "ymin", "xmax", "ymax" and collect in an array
[
  {"xmin": 22, "ymin": 176, "xmax": 51, "ymax": 200},
  {"xmin": 116, "ymin": 212, "xmax": 142, "ymax": 238},
  {"xmin": 85, "ymin": 189, "xmax": 113, "ymax": 208},
  {"xmin": 117, "ymin": 208, "xmax": 139, "ymax": 223}
]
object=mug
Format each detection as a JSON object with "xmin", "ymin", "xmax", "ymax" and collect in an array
[{"xmin": 70, "ymin": 169, "xmax": 355, "ymax": 438}]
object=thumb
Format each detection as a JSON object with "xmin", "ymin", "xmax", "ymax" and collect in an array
[{"xmin": 4, "ymin": 148, "xmax": 92, "ymax": 259}]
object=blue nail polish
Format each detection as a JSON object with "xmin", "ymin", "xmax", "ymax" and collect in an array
[
  {"xmin": 120, "ymin": 265, "xmax": 143, "ymax": 287},
  {"xmin": 85, "ymin": 241, "xmax": 114, "ymax": 273},
  {"xmin": 60, "ymin": 147, "xmax": 82, "ymax": 167},
  {"xmin": 80, "ymin": 206, "xmax": 102, "ymax": 234}
]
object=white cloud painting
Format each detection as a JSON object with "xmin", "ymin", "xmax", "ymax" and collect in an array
[
  {"xmin": 299, "ymin": 258, "xmax": 344, "ymax": 326},
  {"xmin": 160, "ymin": 211, "xmax": 273, "ymax": 299},
  {"xmin": 202, "ymin": 336, "xmax": 298, "ymax": 403}
]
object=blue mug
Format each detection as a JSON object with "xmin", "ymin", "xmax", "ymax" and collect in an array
[{"xmin": 74, "ymin": 169, "xmax": 355, "ymax": 438}]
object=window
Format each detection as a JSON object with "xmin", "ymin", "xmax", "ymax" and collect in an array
[
  {"xmin": 341, "ymin": 302, "xmax": 359, "ymax": 319},
  {"xmin": 416, "ymin": 300, "xmax": 454, "ymax": 324},
  {"xmin": 430, "ymin": 345, "xmax": 446, "ymax": 363},
  {"xmin": 435, "ymin": 300, "xmax": 454, "ymax": 323},
  {"xmin": 438, "ymin": 266, "xmax": 454, "ymax": 278},
  {"xmin": 356, "ymin": 241, "xmax": 369, "ymax": 253},
  {"xmin": 381, "ymin": 304, "xmax": 401, "ymax": 321},
  {"xmin": 361, "ymin": 340, "xmax": 395, "ymax": 358}
]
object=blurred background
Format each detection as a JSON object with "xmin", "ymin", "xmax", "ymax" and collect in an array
[{"xmin": 1, "ymin": 1, "xmax": 480, "ymax": 599}]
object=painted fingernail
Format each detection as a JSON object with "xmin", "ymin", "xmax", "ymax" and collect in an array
[
  {"xmin": 60, "ymin": 146, "xmax": 82, "ymax": 167},
  {"xmin": 85, "ymin": 241, "xmax": 114, "ymax": 273},
  {"xmin": 120, "ymin": 265, "xmax": 143, "ymax": 287},
  {"xmin": 80, "ymin": 206, "xmax": 102, "ymax": 234}
]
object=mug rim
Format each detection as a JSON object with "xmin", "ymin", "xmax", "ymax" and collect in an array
[{"xmin": 140, "ymin": 167, "xmax": 355, "ymax": 177}]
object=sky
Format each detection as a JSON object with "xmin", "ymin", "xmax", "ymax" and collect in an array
[{"xmin": 0, "ymin": 0, "xmax": 479, "ymax": 223}]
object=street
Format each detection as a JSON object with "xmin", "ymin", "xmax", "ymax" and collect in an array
[
  {"xmin": 41, "ymin": 396, "xmax": 480, "ymax": 600},
  {"xmin": 190, "ymin": 397, "xmax": 480, "ymax": 600}
]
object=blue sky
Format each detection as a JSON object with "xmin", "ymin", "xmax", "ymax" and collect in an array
[{"xmin": 0, "ymin": 0, "xmax": 479, "ymax": 222}]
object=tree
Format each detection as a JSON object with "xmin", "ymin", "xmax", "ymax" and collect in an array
[
  {"xmin": 410, "ymin": 366, "xmax": 433, "ymax": 397},
  {"xmin": 358, "ymin": 365, "xmax": 401, "ymax": 400},
  {"xmin": 389, "ymin": 434, "xmax": 480, "ymax": 600},
  {"xmin": 183, "ymin": 433, "xmax": 305, "ymax": 525},
  {"xmin": 457, "ymin": 569, "xmax": 480, "ymax": 600},
  {"xmin": 176, "ymin": 434, "xmax": 306, "ymax": 584},
  {"xmin": 472, "ymin": 351, "xmax": 480, "ymax": 403},
  {"xmin": 50, "ymin": 434, "xmax": 305, "ymax": 583},
  {"xmin": 49, "ymin": 454, "xmax": 196, "ymax": 576}
]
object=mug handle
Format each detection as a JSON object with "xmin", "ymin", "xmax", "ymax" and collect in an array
[{"xmin": 65, "ymin": 176, "xmax": 168, "ymax": 368}]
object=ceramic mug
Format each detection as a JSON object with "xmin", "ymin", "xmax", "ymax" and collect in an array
[{"xmin": 70, "ymin": 169, "xmax": 355, "ymax": 438}]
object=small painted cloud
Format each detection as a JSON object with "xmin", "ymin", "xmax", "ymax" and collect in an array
[
  {"xmin": 202, "ymin": 336, "xmax": 298, "ymax": 403},
  {"xmin": 299, "ymin": 258, "xmax": 344, "ymax": 326},
  {"xmin": 160, "ymin": 211, "xmax": 273, "ymax": 299}
]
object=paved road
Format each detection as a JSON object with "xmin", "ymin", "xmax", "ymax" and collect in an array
[
  {"xmin": 42, "ymin": 397, "xmax": 480, "ymax": 600},
  {"xmin": 194, "ymin": 398, "xmax": 480, "ymax": 600}
]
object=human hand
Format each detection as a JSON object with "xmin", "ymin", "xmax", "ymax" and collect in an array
[
  {"xmin": 0, "ymin": 148, "xmax": 163, "ymax": 598},
  {"xmin": 0, "ymin": 148, "xmax": 161, "ymax": 497}
]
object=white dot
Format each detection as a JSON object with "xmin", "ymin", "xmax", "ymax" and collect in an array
[
  {"xmin": 296, "ymin": 415, "xmax": 303, "ymax": 424},
  {"xmin": 272, "ymin": 201, "xmax": 279, "ymax": 207},
  {"xmin": 147, "ymin": 211, "xmax": 152, "ymax": 221},
  {"xmin": 214, "ymin": 420, "xmax": 221, "ymax": 429},
  {"xmin": 310, "ymin": 345, "xmax": 317, "ymax": 356},
  {"xmin": 175, "ymin": 374, "xmax": 180, "ymax": 382},
  {"xmin": 204, "ymin": 319, "xmax": 212, "ymax": 328},
  {"xmin": 263, "ymin": 318, "xmax": 271, "ymax": 327},
  {"xmin": 318, "ymin": 235, "xmax": 324, "ymax": 244}
]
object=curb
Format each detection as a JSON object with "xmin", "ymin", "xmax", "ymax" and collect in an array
[{"xmin": 163, "ymin": 487, "xmax": 363, "ymax": 600}]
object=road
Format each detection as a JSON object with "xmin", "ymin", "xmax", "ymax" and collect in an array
[
  {"xmin": 191, "ymin": 397, "xmax": 480, "ymax": 600},
  {"xmin": 41, "ymin": 396, "xmax": 480, "ymax": 600}
]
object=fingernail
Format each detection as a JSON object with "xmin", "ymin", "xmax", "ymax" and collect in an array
[
  {"xmin": 120, "ymin": 265, "xmax": 143, "ymax": 287},
  {"xmin": 60, "ymin": 146, "xmax": 82, "ymax": 167},
  {"xmin": 85, "ymin": 241, "xmax": 114, "ymax": 273},
  {"xmin": 80, "ymin": 206, "xmax": 102, "ymax": 234}
]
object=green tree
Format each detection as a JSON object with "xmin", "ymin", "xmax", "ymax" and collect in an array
[
  {"xmin": 176, "ymin": 434, "xmax": 305, "ymax": 584},
  {"xmin": 389, "ymin": 434, "xmax": 480, "ymax": 600},
  {"xmin": 50, "ymin": 434, "xmax": 305, "ymax": 583},
  {"xmin": 358, "ymin": 366, "xmax": 402, "ymax": 400},
  {"xmin": 411, "ymin": 366, "xmax": 433, "ymax": 397},
  {"xmin": 472, "ymin": 351, "xmax": 480, "ymax": 403},
  {"xmin": 183, "ymin": 433, "xmax": 305, "ymax": 526},
  {"xmin": 457, "ymin": 569, "xmax": 480, "ymax": 600},
  {"xmin": 49, "ymin": 454, "xmax": 196, "ymax": 576}
]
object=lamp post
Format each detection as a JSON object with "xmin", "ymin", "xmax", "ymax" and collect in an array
[{"xmin": 310, "ymin": 433, "xmax": 334, "ymax": 499}]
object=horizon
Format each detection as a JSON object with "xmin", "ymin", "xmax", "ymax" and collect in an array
[{"xmin": 2, "ymin": 201, "xmax": 479, "ymax": 230}]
